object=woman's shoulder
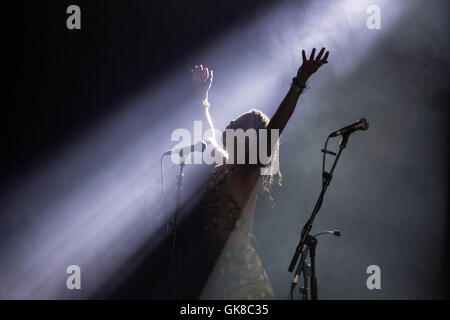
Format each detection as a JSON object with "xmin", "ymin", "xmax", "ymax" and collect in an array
[
  {"xmin": 213, "ymin": 163, "xmax": 238, "ymax": 176},
  {"xmin": 212, "ymin": 163, "xmax": 227, "ymax": 173},
  {"xmin": 209, "ymin": 164, "xmax": 227, "ymax": 185}
]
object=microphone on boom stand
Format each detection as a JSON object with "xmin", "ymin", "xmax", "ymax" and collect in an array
[{"xmin": 288, "ymin": 117, "xmax": 369, "ymax": 300}]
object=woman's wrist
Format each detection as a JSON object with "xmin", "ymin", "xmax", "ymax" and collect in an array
[
  {"xmin": 291, "ymin": 77, "xmax": 307, "ymax": 93},
  {"xmin": 201, "ymin": 99, "xmax": 211, "ymax": 108},
  {"xmin": 293, "ymin": 76, "xmax": 307, "ymax": 87},
  {"xmin": 194, "ymin": 93, "xmax": 210, "ymax": 107}
]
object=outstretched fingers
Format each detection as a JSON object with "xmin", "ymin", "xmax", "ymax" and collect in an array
[
  {"xmin": 302, "ymin": 47, "xmax": 329, "ymax": 64},
  {"xmin": 302, "ymin": 50, "xmax": 307, "ymax": 63},
  {"xmin": 309, "ymin": 48, "xmax": 316, "ymax": 60},
  {"xmin": 315, "ymin": 47, "xmax": 325, "ymax": 62},
  {"xmin": 321, "ymin": 51, "xmax": 329, "ymax": 64}
]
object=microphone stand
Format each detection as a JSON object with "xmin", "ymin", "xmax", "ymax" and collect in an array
[
  {"xmin": 288, "ymin": 133, "xmax": 349, "ymax": 300},
  {"xmin": 169, "ymin": 159, "xmax": 185, "ymax": 299},
  {"xmin": 293, "ymin": 231, "xmax": 340, "ymax": 300},
  {"xmin": 293, "ymin": 246, "xmax": 310, "ymax": 300},
  {"xmin": 162, "ymin": 143, "xmax": 205, "ymax": 299},
  {"xmin": 306, "ymin": 234, "xmax": 318, "ymax": 300}
]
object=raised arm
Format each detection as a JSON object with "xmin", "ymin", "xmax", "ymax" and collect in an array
[
  {"xmin": 190, "ymin": 65, "xmax": 228, "ymax": 160},
  {"xmin": 268, "ymin": 48, "xmax": 329, "ymax": 133}
]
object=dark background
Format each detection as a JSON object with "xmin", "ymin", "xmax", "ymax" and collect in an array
[{"xmin": 3, "ymin": 0, "xmax": 278, "ymax": 183}]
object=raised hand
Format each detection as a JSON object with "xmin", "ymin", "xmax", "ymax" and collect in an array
[
  {"xmin": 190, "ymin": 65, "xmax": 213, "ymax": 105},
  {"xmin": 297, "ymin": 48, "xmax": 329, "ymax": 85}
]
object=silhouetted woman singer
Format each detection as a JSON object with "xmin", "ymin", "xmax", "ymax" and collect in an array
[{"xmin": 191, "ymin": 48, "xmax": 329, "ymax": 299}]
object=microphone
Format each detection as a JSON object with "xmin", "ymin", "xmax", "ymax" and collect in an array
[
  {"xmin": 329, "ymin": 118, "xmax": 369, "ymax": 137},
  {"xmin": 163, "ymin": 140, "xmax": 207, "ymax": 158}
]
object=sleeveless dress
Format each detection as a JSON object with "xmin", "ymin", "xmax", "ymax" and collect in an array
[{"xmin": 201, "ymin": 165, "xmax": 275, "ymax": 300}]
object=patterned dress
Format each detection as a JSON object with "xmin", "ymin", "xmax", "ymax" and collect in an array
[{"xmin": 201, "ymin": 165, "xmax": 275, "ymax": 300}]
